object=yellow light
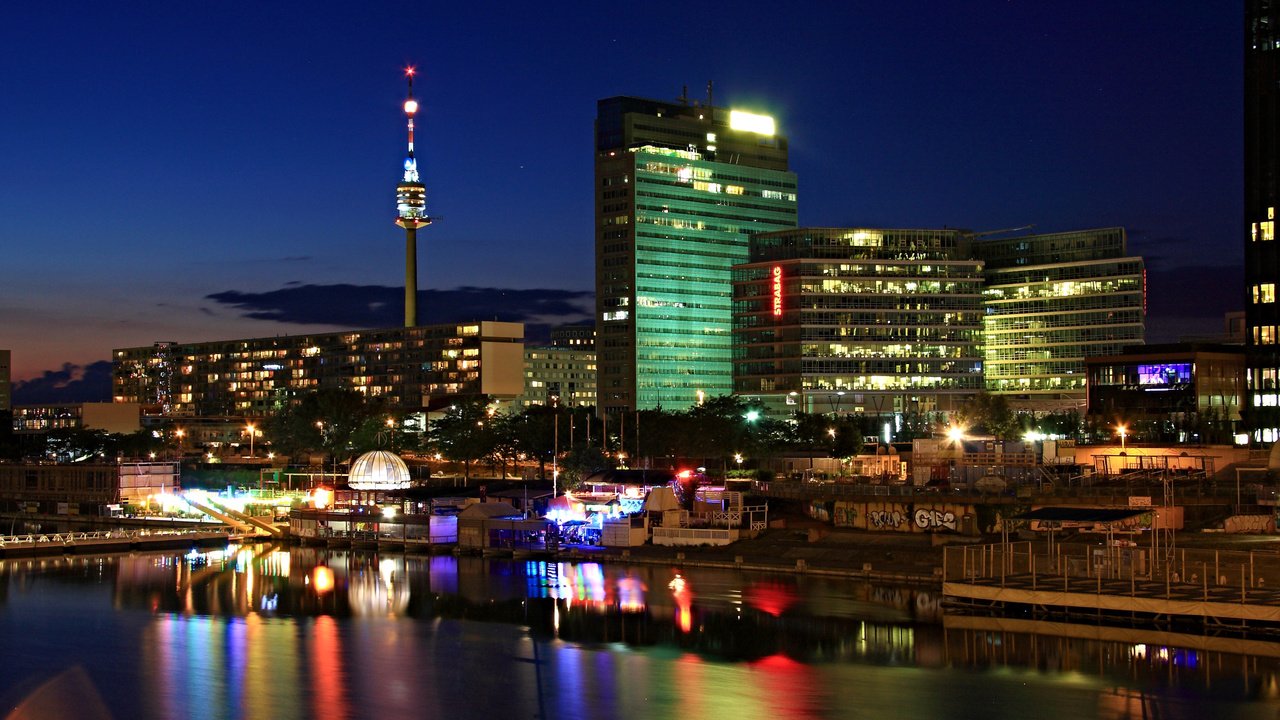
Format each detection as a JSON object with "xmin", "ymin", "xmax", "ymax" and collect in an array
[
  {"xmin": 729, "ymin": 109, "xmax": 776, "ymax": 136},
  {"xmin": 313, "ymin": 566, "xmax": 335, "ymax": 595},
  {"xmin": 947, "ymin": 425, "xmax": 965, "ymax": 443},
  {"xmin": 312, "ymin": 487, "xmax": 332, "ymax": 510},
  {"xmin": 404, "ymin": 99, "xmax": 419, "ymax": 114}
]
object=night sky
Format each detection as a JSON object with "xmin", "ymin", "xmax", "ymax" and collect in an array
[{"xmin": 2, "ymin": 2, "xmax": 1241, "ymax": 397}]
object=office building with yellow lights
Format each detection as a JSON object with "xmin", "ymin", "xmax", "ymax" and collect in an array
[
  {"xmin": 734, "ymin": 226, "xmax": 1145, "ymax": 418},
  {"xmin": 974, "ymin": 227, "xmax": 1145, "ymax": 411},
  {"xmin": 733, "ymin": 227, "xmax": 986, "ymax": 418}
]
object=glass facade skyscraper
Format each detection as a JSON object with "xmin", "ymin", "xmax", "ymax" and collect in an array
[
  {"xmin": 595, "ymin": 95, "xmax": 798, "ymax": 413},
  {"xmin": 1246, "ymin": 2, "xmax": 1280, "ymax": 440}
]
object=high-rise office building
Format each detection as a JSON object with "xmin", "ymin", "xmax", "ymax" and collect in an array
[
  {"xmin": 974, "ymin": 228, "xmax": 1145, "ymax": 411},
  {"xmin": 1246, "ymin": 3, "xmax": 1280, "ymax": 440},
  {"xmin": 734, "ymin": 226, "xmax": 1145, "ymax": 417},
  {"xmin": 733, "ymin": 228, "xmax": 985, "ymax": 418},
  {"xmin": 595, "ymin": 91, "xmax": 798, "ymax": 413}
]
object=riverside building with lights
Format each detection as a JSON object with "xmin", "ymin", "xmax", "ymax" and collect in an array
[
  {"xmin": 1247, "ymin": 2, "xmax": 1280, "ymax": 441},
  {"xmin": 112, "ymin": 322, "xmax": 525, "ymax": 419},
  {"xmin": 733, "ymin": 226, "xmax": 1145, "ymax": 419},
  {"xmin": 733, "ymin": 228, "xmax": 986, "ymax": 418},
  {"xmin": 594, "ymin": 90, "xmax": 798, "ymax": 413},
  {"xmin": 973, "ymin": 227, "xmax": 1146, "ymax": 411}
]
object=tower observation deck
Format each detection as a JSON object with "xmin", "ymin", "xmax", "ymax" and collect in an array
[{"xmin": 396, "ymin": 66, "xmax": 431, "ymax": 327}]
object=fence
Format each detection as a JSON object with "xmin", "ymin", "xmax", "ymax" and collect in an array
[{"xmin": 943, "ymin": 541, "xmax": 1280, "ymax": 605}]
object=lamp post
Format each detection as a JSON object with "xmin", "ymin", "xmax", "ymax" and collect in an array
[
  {"xmin": 175, "ymin": 428, "xmax": 185, "ymax": 459},
  {"xmin": 551, "ymin": 395, "xmax": 560, "ymax": 497},
  {"xmin": 1117, "ymin": 424, "xmax": 1128, "ymax": 451},
  {"xmin": 246, "ymin": 423, "xmax": 256, "ymax": 459}
]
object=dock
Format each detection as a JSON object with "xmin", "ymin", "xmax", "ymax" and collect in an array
[
  {"xmin": 0, "ymin": 529, "xmax": 237, "ymax": 558},
  {"xmin": 943, "ymin": 541, "xmax": 1280, "ymax": 629}
]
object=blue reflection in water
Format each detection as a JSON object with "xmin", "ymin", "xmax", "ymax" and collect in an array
[{"xmin": 0, "ymin": 549, "xmax": 1277, "ymax": 719}]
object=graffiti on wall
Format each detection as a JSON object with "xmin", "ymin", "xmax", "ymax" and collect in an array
[
  {"xmin": 833, "ymin": 501, "xmax": 859, "ymax": 528},
  {"xmin": 864, "ymin": 503, "xmax": 910, "ymax": 531},
  {"xmin": 912, "ymin": 506, "xmax": 958, "ymax": 532}
]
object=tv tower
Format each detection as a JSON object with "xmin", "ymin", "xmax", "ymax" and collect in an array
[{"xmin": 395, "ymin": 66, "xmax": 431, "ymax": 327}]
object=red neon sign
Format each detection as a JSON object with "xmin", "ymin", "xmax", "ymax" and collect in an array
[{"xmin": 772, "ymin": 265, "xmax": 783, "ymax": 317}]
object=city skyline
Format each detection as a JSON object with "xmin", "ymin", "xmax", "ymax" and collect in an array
[{"xmin": 3, "ymin": 2, "xmax": 1240, "ymax": 392}]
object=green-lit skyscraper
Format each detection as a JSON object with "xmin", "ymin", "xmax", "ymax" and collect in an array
[{"xmin": 594, "ymin": 91, "xmax": 798, "ymax": 413}]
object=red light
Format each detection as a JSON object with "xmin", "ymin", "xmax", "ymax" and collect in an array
[
  {"xmin": 404, "ymin": 66, "xmax": 416, "ymax": 76},
  {"xmin": 677, "ymin": 470, "xmax": 692, "ymax": 479}
]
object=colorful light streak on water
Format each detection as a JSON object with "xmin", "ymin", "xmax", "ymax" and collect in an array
[{"xmin": 0, "ymin": 548, "xmax": 1278, "ymax": 719}]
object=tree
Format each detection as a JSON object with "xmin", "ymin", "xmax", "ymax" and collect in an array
[
  {"xmin": 429, "ymin": 400, "xmax": 496, "ymax": 480},
  {"xmin": 262, "ymin": 389, "xmax": 391, "ymax": 460},
  {"xmin": 952, "ymin": 393, "xmax": 1021, "ymax": 439}
]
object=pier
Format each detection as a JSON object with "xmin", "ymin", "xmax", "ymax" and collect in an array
[
  {"xmin": 0, "ymin": 528, "xmax": 238, "ymax": 558},
  {"xmin": 943, "ymin": 541, "xmax": 1280, "ymax": 630}
]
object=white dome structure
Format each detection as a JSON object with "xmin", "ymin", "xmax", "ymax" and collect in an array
[{"xmin": 348, "ymin": 450, "xmax": 411, "ymax": 490}]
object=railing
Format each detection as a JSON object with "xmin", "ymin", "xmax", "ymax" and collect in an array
[
  {"xmin": 944, "ymin": 541, "xmax": 1280, "ymax": 605},
  {"xmin": 0, "ymin": 528, "xmax": 234, "ymax": 547}
]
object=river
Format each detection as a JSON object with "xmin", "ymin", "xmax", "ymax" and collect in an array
[{"xmin": 0, "ymin": 543, "xmax": 1276, "ymax": 719}]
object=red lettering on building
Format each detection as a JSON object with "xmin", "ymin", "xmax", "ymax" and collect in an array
[{"xmin": 772, "ymin": 265, "xmax": 783, "ymax": 317}]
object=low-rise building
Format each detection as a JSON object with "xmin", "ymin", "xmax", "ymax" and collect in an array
[
  {"xmin": 113, "ymin": 321, "xmax": 525, "ymax": 419},
  {"xmin": 1086, "ymin": 343, "xmax": 1245, "ymax": 443}
]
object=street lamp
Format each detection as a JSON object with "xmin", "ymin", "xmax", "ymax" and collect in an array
[
  {"xmin": 551, "ymin": 394, "xmax": 560, "ymax": 497},
  {"xmin": 175, "ymin": 428, "xmax": 185, "ymax": 459},
  {"xmin": 1117, "ymin": 424, "xmax": 1128, "ymax": 451},
  {"xmin": 246, "ymin": 423, "xmax": 256, "ymax": 459}
]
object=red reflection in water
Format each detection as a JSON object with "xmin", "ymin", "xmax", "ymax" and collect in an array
[
  {"xmin": 744, "ymin": 581, "xmax": 797, "ymax": 617},
  {"xmin": 750, "ymin": 653, "xmax": 820, "ymax": 720},
  {"xmin": 310, "ymin": 616, "xmax": 350, "ymax": 720},
  {"xmin": 669, "ymin": 573, "xmax": 693, "ymax": 633}
]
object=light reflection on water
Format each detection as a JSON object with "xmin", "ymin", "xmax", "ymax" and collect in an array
[{"xmin": 0, "ymin": 546, "xmax": 1276, "ymax": 719}]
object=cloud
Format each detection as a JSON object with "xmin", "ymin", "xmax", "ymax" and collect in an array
[
  {"xmin": 12, "ymin": 361, "xmax": 114, "ymax": 404},
  {"xmin": 205, "ymin": 284, "xmax": 594, "ymax": 344}
]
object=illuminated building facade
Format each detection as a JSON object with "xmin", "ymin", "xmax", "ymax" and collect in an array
[
  {"xmin": 12, "ymin": 402, "xmax": 142, "ymax": 434},
  {"xmin": 733, "ymin": 228, "xmax": 985, "ymax": 418},
  {"xmin": 112, "ymin": 321, "xmax": 524, "ymax": 418},
  {"xmin": 594, "ymin": 93, "xmax": 798, "ymax": 413},
  {"xmin": 974, "ymin": 228, "xmax": 1145, "ymax": 411},
  {"xmin": 515, "ymin": 346, "xmax": 597, "ymax": 409},
  {"xmin": 0, "ymin": 349, "xmax": 9, "ymax": 412},
  {"xmin": 1247, "ymin": 3, "xmax": 1280, "ymax": 440},
  {"xmin": 1086, "ymin": 344, "xmax": 1244, "ymax": 442},
  {"xmin": 550, "ymin": 323, "xmax": 596, "ymax": 351}
]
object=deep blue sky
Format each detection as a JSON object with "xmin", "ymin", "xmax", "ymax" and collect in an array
[{"xmin": 2, "ymin": 2, "xmax": 1241, "ymax": 384}]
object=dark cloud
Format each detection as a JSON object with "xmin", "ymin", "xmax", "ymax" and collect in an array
[
  {"xmin": 205, "ymin": 284, "xmax": 594, "ymax": 344},
  {"xmin": 12, "ymin": 361, "xmax": 113, "ymax": 405}
]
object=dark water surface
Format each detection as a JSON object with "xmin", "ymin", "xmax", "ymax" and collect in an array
[{"xmin": 0, "ymin": 544, "xmax": 1277, "ymax": 719}]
